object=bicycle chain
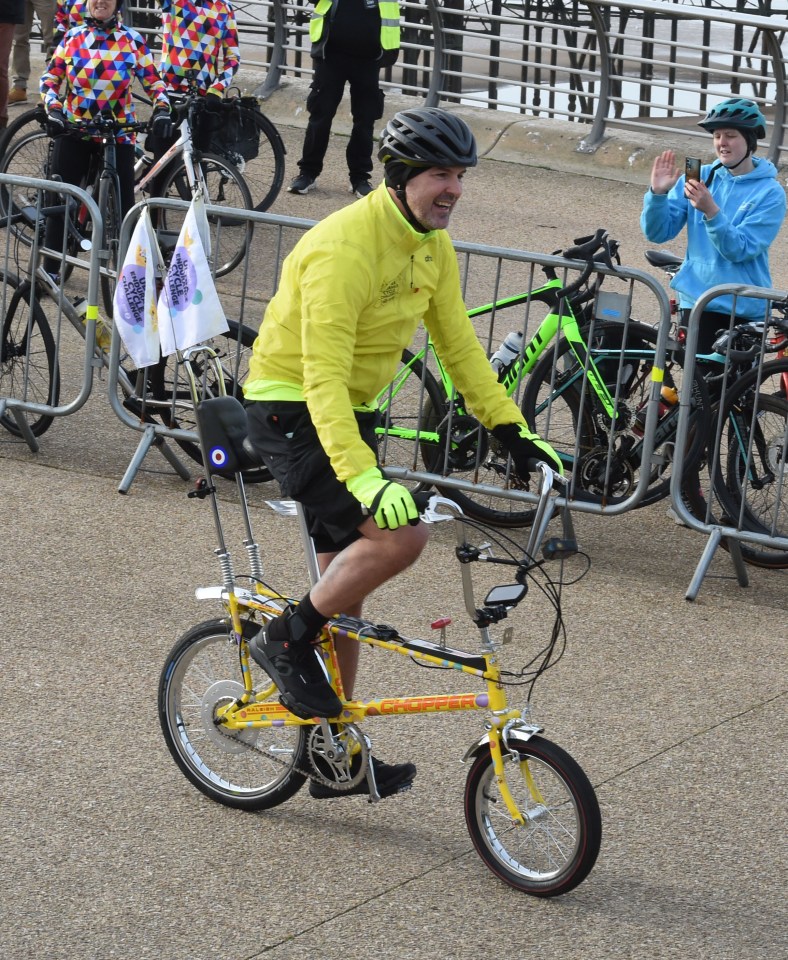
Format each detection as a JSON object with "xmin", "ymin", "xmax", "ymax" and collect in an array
[{"xmin": 213, "ymin": 708, "xmax": 369, "ymax": 792}]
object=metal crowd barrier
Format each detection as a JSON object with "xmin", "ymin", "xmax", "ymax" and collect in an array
[
  {"xmin": 0, "ymin": 175, "xmax": 106, "ymax": 450},
  {"xmin": 126, "ymin": 0, "xmax": 788, "ymax": 166},
  {"xmin": 108, "ymin": 200, "xmax": 682, "ymax": 528},
  {"xmin": 669, "ymin": 284, "xmax": 788, "ymax": 599}
]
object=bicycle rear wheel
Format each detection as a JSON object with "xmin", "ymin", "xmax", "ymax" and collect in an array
[
  {"xmin": 0, "ymin": 272, "xmax": 59, "ymax": 437},
  {"xmin": 157, "ymin": 151, "xmax": 253, "ymax": 277},
  {"xmin": 158, "ymin": 618, "xmax": 308, "ymax": 811},
  {"xmin": 377, "ymin": 349, "xmax": 538, "ymax": 526},
  {"xmin": 220, "ymin": 107, "xmax": 286, "ymax": 212},
  {"xmin": 522, "ymin": 320, "xmax": 710, "ymax": 507},
  {"xmin": 464, "ymin": 735, "xmax": 601, "ymax": 896}
]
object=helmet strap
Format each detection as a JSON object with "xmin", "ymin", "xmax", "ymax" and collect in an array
[{"xmin": 395, "ymin": 186, "xmax": 429, "ymax": 233}]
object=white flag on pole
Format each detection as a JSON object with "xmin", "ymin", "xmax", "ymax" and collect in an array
[
  {"xmin": 112, "ymin": 206, "xmax": 161, "ymax": 368},
  {"xmin": 157, "ymin": 198, "xmax": 228, "ymax": 357}
]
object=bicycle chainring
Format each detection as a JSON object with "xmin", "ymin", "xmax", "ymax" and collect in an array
[
  {"xmin": 307, "ymin": 722, "xmax": 369, "ymax": 790},
  {"xmin": 578, "ymin": 446, "xmax": 635, "ymax": 497},
  {"xmin": 436, "ymin": 414, "xmax": 488, "ymax": 471}
]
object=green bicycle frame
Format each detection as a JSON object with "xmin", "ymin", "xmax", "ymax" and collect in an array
[{"xmin": 376, "ymin": 277, "xmax": 619, "ymax": 448}]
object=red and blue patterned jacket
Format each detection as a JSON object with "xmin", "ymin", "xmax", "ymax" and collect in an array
[
  {"xmin": 41, "ymin": 18, "xmax": 170, "ymax": 145},
  {"xmin": 159, "ymin": 0, "xmax": 240, "ymax": 96}
]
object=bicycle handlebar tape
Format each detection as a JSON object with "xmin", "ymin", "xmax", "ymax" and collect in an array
[
  {"xmin": 346, "ymin": 467, "xmax": 419, "ymax": 529},
  {"xmin": 491, "ymin": 422, "xmax": 564, "ymax": 477}
]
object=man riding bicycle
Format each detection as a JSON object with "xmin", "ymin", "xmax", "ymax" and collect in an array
[{"xmin": 243, "ymin": 107, "xmax": 562, "ymax": 799}]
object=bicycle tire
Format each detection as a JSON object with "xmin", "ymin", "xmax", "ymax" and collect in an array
[
  {"xmin": 157, "ymin": 151, "xmax": 253, "ymax": 277},
  {"xmin": 0, "ymin": 105, "xmax": 45, "ymax": 164},
  {"xmin": 218, "ymin": 107, "xmax": 286, "ymax": 213},
  {"xmin": 699, "ymin": 359, "xmax": 788, "ymax": 567},
  {"xmin": 142, "ymin": 318, "xmax": 272, "ymax": 483},
  {"xmin": 158, "ymin": 617, "xmax": 309, "ymax": 811},
  {"xmin": 522, "ymin": 320, "xmax": 711, "ymax": 507},
  {"xmin": 464, "ymin": 735, "xmax": 602, "ymax": 896},
  {"xmin": 98, "ymin": 171, "xmax": 122, "ymax": 318},
  {"xmin": 0, "ymin": 272, "xmax": 60, "ymax": 437},
  {"xmin": 0, "ymin": 126, "xmax": 51, "ymax": 248}
]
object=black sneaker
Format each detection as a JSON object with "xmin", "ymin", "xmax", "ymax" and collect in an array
[
  {"xmin": 288, "ymin": 173, "xmax": 317, "ymax": 195},
  {"xmin": 350, "ymin": 179, "xmax": 372, "ymax": 199},
  {"xmin": 248, "ymin": 622, "xmax": 342, "ymax": 719},
  {"xmin": 309, "ymin": 754, "xmax": 416, "ymax": 799}
]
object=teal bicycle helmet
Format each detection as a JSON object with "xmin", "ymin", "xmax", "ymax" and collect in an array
[{"xmin": 698, "ymin": 98, "xmax": 767, "ymax": 138}]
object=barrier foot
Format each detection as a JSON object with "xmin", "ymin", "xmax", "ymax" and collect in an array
[
  {"xmin": 686, "ymin": 527, "xmax": 749, "ymax": 600},
  {"xmin": 686, "ymin": 528, "xmax": 723, "ymax": 601},
  {"xmin": 10, "ymin": 408, "xmax": 40, "ymax": 452},
  {"xmin": 118, "ymin": 424, "xmax": 191, "ymax": 494}
]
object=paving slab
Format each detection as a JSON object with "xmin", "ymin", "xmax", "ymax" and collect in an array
[{"xmin": 1, "ymin": 70, "xmax": 787, "ymax": 960}]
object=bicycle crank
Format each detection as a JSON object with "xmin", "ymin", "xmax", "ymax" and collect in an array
[{"xmin": 307, "ymin": 721, "xmax": 370, "ymax": 791}]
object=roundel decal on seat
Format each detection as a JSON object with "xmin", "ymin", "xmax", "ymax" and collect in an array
[{"xmin": 210, "ymin": 446, "xmax": 229, "ymax": 468}]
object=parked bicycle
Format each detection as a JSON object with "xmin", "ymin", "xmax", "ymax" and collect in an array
[
  {"xmin": 0, "ymin": 87, "xmax": 257, "ymax": 282},
  {"xmin": 646, "ymin": 249, "xmax": 788, "ymax": 569},
  {"xmin": 157, "ymin": 364, "xmax": 602, "ymax": 896},
  {"xmin": 0, "ymin": 184, "xmax": 259, "ymax": 475},
  {"xmin": 377, "ymin": 230, "xmax": 711, "ymax": 528}
]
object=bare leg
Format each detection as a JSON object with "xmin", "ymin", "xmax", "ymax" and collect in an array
[{"xmin": 314, "ymin": 518, "xmax": 429, "ymax": 697}]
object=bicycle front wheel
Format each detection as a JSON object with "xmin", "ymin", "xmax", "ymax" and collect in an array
[
  {"xmin": 158, "ymin": 151, "xmax": 253, "ymax": 277},
  {"xmin": 464, "ymin": 736, "xmax": 601, "ymax": 896},
  {"xmin": 710, "ymin": 359, "xmax": 788, "ymax": 564},
  {"xmin": 0, "ymin": 272, "xmax": 59, "ymax": 437},
  {"xmin": 98, "ymin": 172, "xmax": 122, "ymax": 317},
  {"xmin": 158, "ymin": 618, "xmax": 309, "ymax": 811},
  {"xmin": 0, "ymin": 127, "xmax": 51, "ymax": 248}
]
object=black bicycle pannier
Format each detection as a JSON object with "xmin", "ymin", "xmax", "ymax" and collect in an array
[{"xmin": 206, "ymin": 97, "xmax": 261, "ymax": 162}]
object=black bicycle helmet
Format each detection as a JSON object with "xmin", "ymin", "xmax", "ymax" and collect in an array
[
  {"xmin": 698, "ymin": 98, "xmax": 767, "ymax": 139},
  {"xmin": 378, "ymin": 107, "xmax": 478, "ymax": 171}
]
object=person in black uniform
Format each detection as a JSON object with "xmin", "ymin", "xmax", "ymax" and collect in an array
[{"xmin": 288, "ymin": 0, "xmax": 400, "ymax": 198}]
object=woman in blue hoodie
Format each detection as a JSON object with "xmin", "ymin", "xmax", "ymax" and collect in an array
[{"xmin": 641, "ymin": 97, "xmax": 786, "ymax": 353}]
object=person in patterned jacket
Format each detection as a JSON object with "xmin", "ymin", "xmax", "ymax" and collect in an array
[
  {"xmin": 158, "ymin": 0, "xmax": 239, "ymax": 100},
  {"xmin": 40, "ymin": 0, "xmax": 172, "ymax": 272}
]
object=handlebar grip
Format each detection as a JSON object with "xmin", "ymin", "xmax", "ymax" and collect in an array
[{"xmin": 562, "ymin": 228, "xmax": 608, "ymax": 261}]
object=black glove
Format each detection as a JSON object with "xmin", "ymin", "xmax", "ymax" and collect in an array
[
  {"xmin": 149, "ymin": 106, "xmax": 173, "ymax": 141},
  {"xmin": 491, "ymin": 422, "xmax": 564, "ymax": 479},
  {"xmin": 46, "ymin": 108, "xmax": 68, "ymax": 138}
]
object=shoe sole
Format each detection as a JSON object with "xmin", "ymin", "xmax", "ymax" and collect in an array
[
  {"xmin": 248, "ymin": 634, "xmax": 341, "ymax": 719},
  {"xmin": 287, "ymin": 183, "xmax": 317, "ymax": 195}
]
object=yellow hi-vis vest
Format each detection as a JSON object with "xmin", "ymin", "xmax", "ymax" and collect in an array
[{"xmin": 309, "ymin": 0, "xmax": 401, "ymax": 51}]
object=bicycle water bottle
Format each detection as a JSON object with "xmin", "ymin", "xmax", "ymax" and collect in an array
[
  {"xmin": 490, "ymin": 330, "xmax": 524, "ymax": 380},
  {"xmin": 632, "ymin": 384, "xmax": 679, "ymax": 436}
]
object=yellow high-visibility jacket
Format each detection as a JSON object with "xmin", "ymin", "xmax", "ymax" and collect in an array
[
  {"xmin": 309, "ymin": 0, "xmax": 400, "ymax": 53},
  {"xmin": 245, "ymin": 184, "xmax": 526, "ymax": 483}
]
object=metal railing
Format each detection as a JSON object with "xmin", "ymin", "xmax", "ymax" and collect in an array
[{"xmin": 126, "ymin": 0, "xmax": 788, "ymax": 166}]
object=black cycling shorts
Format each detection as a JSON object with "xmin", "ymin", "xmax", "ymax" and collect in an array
[{"xmin": 246, "ymin": 400, "xmax": 379, "ymax": 553}]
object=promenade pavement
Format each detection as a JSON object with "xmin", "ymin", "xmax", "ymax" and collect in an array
[{"xmin": 1, "ymin": 73, "xmax": 786, "ymax": 960}]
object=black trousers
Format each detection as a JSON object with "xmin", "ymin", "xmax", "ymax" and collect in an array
[
  {"xmin": 298, "ymin": 54, "xmax": 384, "ymax": 182},
  {"xmin": 43, "ymin": 134, "xmax": 135, "ymax": 273}
]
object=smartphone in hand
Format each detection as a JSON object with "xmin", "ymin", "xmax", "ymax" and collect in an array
[{"xmin": 685, "ymin": 156, "xmax": 702, "ymax": 182}]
